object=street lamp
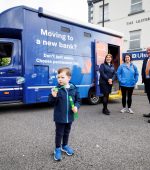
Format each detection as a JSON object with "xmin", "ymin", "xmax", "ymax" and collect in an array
[
  {"xmin": 102, "ymin": 0, "xmax": 104, "ymax": 27},
  {"xmin": 99, "ymin": 0, "xmax": 105, "ymax": 27}
]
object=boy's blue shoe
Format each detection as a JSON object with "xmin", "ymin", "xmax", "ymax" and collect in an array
[
  {"xmin": 54, "ymin": 147, "xmax": 62, "ymax": 161},
  {"xmin": 61, "ymin": 145, "xmax": 74, "ymax": 155}
]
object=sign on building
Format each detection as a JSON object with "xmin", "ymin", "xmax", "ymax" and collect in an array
[{"xmin": 123, "ymin": 51, "xmax": 148, "ymax": 60}]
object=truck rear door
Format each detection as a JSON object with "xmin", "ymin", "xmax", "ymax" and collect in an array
[
  {"xmin": 95, "ymin": 40, "xmax": 108, "ymax": 96},
  {"xmin": 0, "ymin": 39, "xmax": 22, "ymax": 103}
]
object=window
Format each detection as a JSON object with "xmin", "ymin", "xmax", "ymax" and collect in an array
[
  {"xmin": 99, "ymin": 3, "xmax": 109, "ymax": 22},
  {"xmin": 84, "ymin": 32, "xmax": 91, "ymax": 38},
  {"xmin": 61, "ymin": 26, "xmax": 70, "ymax": 33},
  {"xmin": 131, "ymin": 0, "xmax": 142, "ymax": 13},
  {"xmin": 129, "ymin": 30, "xmax": 141, "ymax": 50},
  {"xmin": 0, "ymin": 42, "xmax": 12, "ymax": 67}
]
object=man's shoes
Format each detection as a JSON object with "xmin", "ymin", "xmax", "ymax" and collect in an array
[
  {"xmin": 54, "ymin": 147, "xmax": 62, "ymax": 161},
  {"xmin": 143, "ymin": 113, "xmax": 150, "ymax": 118},
  {"xmin": 106, "ymin": 108, "xmax": 111, "ymax": 113},
  {"xmin": 102, "ymin": 108, "xmax": 110, "ymax": 115},
  {"xmin": 148, "ymin": 119, "xmax": 150, "ymax": 123},
  {"xmin": 61, "ymin": 145, "xmax": 74, "ymax": 156}
]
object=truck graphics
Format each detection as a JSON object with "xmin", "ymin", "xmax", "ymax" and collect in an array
[{"xmin": 0, "ymin": 6, "xmax": 123, "ymax": 105}]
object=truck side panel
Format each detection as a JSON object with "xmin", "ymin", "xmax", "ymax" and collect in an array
[
  {"xmin": 0, "ymin": 6, "xmax": 123, "ymax": 104},
  {"xmin": 22, "ymin": 8, "xmax": 123, "ymax": 104}
]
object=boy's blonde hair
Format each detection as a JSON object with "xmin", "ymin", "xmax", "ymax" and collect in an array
[{"xmin": 57, "ymin": 67, "xmax": 71, "ymax": 77}]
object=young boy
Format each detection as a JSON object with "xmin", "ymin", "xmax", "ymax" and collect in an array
[{"xmin": 49, "ymin": 67, "xmax": 80, "ymax": 161}]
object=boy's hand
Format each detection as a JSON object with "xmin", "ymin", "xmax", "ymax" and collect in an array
[
  {"xmin": 72, "ymin": 106, "xmax": 78, "ymax": 113},
  {"xmin": 51, "ymin": 88, "xmax": 58, "ymax": 97}
]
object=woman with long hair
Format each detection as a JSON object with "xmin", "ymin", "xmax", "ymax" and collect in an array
[{"xmin": 99, "ymin": 54, "xmax": 116, "ymax": 115}]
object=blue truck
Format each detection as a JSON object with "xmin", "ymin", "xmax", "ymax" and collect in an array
[{"xmin": 0, "ymin": 6, "xmax": 123, "ymax": 105}]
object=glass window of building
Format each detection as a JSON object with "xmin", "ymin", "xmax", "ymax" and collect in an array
[
  {"xmin": 129, "ymin": 30, "xmax": 141, "ymax": 50},
  {"xmin": 99, "ymin": 4, "xmax": 109, "ymax": 22},
  {"xmin": 131, "ymin": 0, "xmax": 142, "ymax": 13}
]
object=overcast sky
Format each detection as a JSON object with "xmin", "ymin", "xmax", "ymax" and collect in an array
[{"xmin": 0, "ymin": 0, "xmax": 88, "ymax": 22}]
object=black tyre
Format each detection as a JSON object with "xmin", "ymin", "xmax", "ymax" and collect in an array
[{"xmin": 88, "ymin": 88, "xmax": 100, "ymax": 105}]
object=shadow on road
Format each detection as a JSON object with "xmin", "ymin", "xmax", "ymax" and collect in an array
[{"xmin": 0, "ymin": 102, "xmax": 51, "ymax": 114}]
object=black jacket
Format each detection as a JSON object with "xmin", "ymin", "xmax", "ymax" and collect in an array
[
  {"xmin": 49, "ymin": 83, "xmax": 80, "ymax": 123},
  {"xmin": 99, "ymin": 63, "xmax": 116, "ymax": 85}
]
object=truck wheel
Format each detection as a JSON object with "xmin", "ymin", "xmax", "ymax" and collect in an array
[{"xmin": 88, "ymin": 88, "xmax": 100, "ymax": 105}]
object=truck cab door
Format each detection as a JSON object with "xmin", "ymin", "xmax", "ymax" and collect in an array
[
  {"xmin": 94, "ymin": 40, "xmax": 108, "ymax": 96},
  {"xmin": 0, "ymin": 39, "xmax": 22, "ymax": 103}
]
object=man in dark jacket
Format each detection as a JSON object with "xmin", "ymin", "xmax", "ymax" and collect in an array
[{"xmin": 142, "ymin": 46, "xmax": 150, "ymax": 123}]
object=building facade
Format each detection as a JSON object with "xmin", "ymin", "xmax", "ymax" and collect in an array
[{"xmin": 87, "ymin": 0, "xmax": 150, "ymax": 87}]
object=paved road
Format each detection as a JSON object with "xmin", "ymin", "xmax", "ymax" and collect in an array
[{"xmin": 0, "ymin": 95, "xmax": 150, "ymax": 170}]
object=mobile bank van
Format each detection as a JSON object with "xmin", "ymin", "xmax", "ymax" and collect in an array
[{"xmin": 0, "ymin": 6, "xmax": 123, "ymax": 105}]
